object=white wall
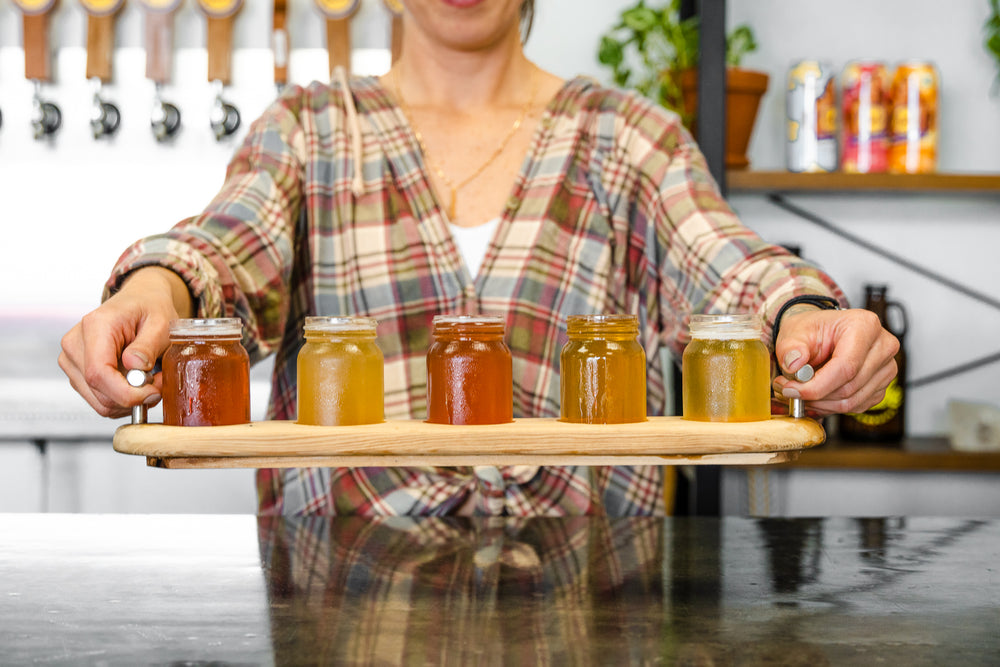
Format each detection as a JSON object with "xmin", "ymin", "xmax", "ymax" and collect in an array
[{"xmin": 1, "ymin": 0, "xmax": 998, "ymax": 514}]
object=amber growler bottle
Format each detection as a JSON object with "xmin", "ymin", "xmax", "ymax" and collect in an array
[{"xmin": 837, "ymin": 284, "xmax": 908, "ymax": 443}]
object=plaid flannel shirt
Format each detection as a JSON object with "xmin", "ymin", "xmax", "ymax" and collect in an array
[{"xmin": 106, "ymin": 75, "xmax": 844, "ymax": 516}]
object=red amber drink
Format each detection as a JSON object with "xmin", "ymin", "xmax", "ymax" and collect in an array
[
  {"xmin": 560, "ymin": 314, "xmax": 647, "ymax": 424},
  {"xmin": 297, "ymin": 316, "xmax": 384, "ymax": 426},
  {"xmin": 426, "ymin": 315, "xmax": 512, "ymax": 425},
  {"xmin": 840, "ymin": 61, "xmax": 890, "ymax": 173},
  {"xmin": 682, "ymin": 314, "xmax": 770, "ymax": 422},
  {"xmin": 162, "ymin": 318, "xmax": 250, "ymax": 426}
]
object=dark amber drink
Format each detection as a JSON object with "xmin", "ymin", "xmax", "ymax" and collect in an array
[
  {"xmin": 297, "ymin": 316, "xmax": 384, "ymax": 426},
  {"xmin": 560, "ymin": 314, "xmax": 647, "ymax": 424},
  {"xmin": 426, "ymin": 315, "xmax": 512, "ymax": 425},
  {"xmin": 682, "ymin": 314, "xmax": 771, "ymax": 422},
  {"xmin": 162, "ymin": 318, "xmax": 250, "ymax": 426}
]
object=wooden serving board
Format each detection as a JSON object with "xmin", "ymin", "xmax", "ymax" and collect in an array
[{"xmin": 113, "ymin": 416, "xmax": 825, "ymax": 469}]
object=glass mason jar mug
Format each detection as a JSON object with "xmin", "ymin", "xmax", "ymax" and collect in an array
[
  {"xmin": 682, "ymin": 314, "xmax": 771, "ymax": 422},
  {"xmin": 162, "ymin": 318, "xmax": 250, "ymax": 426},
  {"xmin": 560, "ymin": 314, "xmax": 647, "ymax": 424},
  {"xmin": 426, "ymin": 315, "xmax": 513, "ymax": 425},
  {"xmin": 296, "ymin": 316, "xmax": 384, "ymax": 426}
]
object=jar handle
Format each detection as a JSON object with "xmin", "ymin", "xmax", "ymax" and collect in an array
[{"xmin": 886, "ymin": 301, "xmax": 908, "ymax": 339}]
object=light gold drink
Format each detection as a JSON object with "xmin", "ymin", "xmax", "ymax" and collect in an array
[
  {"xmin": 682, "ymin": 314, "xmax": 771, "ymax": 422},
  {"xmin": 297, "ymin": 317, "xmax": 384, "ymax": 426}
]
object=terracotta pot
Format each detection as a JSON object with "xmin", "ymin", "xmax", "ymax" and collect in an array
[{"xmin": 678, "ymin": 67, "xmax": 770, "ymax": 170}]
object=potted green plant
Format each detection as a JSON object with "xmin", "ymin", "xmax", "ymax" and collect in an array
[
  {"xmin": 597, "ymin": 0, "xmax": 768, "ymax": 169},
  {"xmin": 986, "ymin": 0, "xmax": 1000, "ymax": 93}
]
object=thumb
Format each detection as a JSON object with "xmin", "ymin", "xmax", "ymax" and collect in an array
[
  {"xmin": 775, "ymin": 341, "xmax": 810, "ymax": 377},
  {"xmin": 121, "ymin": 321, "xmax": 170, "ymax": 372},
  {"xmin": 774, "ymin": 307, "xmax": 828, "ymax": 376}
]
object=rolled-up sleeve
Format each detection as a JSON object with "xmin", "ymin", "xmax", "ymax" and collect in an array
[{"xmin": 104, "ymin": 87, "xmax": 309, "ymax": 363}]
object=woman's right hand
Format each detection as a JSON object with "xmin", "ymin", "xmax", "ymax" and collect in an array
[{"xmin": 58, "ymin": 267, "xmax": 192, "ymax": 418}]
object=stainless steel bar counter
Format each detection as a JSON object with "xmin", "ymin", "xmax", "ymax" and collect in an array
[{"xmin": 1, "ymin": 514, "xmax": 997, "ymax": 664}]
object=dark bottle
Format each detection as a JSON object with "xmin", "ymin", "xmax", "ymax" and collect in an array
[{"xmin": 837, "ymin": 284, "xmax": 908, "ymax": 444}]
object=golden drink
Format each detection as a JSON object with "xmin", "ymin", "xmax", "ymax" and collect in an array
[
  {"xmin": 297, "ymin": 317, "xmax": 384, "ymax": 426},
  {"xmin": 560, "ymin": 314, "xmax": 647, "ymax": 424}
]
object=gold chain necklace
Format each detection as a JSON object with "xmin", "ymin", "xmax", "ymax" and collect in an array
[{"xmin": 392, "ymin": 68, "xmax": 537, "ymax": 220}]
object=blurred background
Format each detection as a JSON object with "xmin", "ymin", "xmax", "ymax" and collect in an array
[{"xmin": 1, "ymin": 0, "xmax": 997, "ymax": 515}]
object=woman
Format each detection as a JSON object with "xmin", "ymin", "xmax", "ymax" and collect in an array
[{"xmin": 59, "ymin": 0, "xmax": 898, "ymax": 516}]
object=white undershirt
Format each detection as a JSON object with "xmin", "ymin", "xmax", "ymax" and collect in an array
[{"xmin": 448, "ymin": 217, "xmax": 500, "ymax": 277}]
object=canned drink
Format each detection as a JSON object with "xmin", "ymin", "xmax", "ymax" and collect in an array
[
  {"xmin": 786, "ymin": 60, "xmax": 838, "ymax": 172},
  {"xmin": 888, "ymin": 61, "xmax": 939, "ymax": 174},
  {"xmin": 840, "ymin": 61, "xmax": 890, "ymax": 173}
]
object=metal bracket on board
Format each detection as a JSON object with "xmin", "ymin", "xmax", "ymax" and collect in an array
[
  {"xmin": 788, "ymin": 363, "xmax": 814, "ymax": 419},
  {"xmin": 126, "ymin": 369, "xmax": 153, "ymax": 425}
]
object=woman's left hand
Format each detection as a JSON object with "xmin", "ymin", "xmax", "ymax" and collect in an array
[{"xmin": 771, "ymin": 307, "xmax": 900, "ymax": 416}]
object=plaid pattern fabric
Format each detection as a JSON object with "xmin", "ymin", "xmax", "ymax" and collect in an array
[
  {"xmin": 106, "ymin": 76, "xmax": 844, "ymax": 516},
  {"xmin": 257, "ymin": 515, "xmax": 664, "ymax": 664}
]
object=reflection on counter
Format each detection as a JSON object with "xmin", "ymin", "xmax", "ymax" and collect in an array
[
  {"xmin": 4, "ymin": 514, "xmax": 999, "ymax": 663},
  {"xmin": 255, "ymin": 516, "xmax": 999, "ymax": 665}
]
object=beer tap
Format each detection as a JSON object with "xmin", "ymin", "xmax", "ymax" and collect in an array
[
  {"xmin": 209, "ymin": 81, "xmax": 241, "ymax": 140},
  {"xmin": 32, "ymin": 81, "xmax": 62, "ymax": 139},
  {"xmin": 14, "ymin": 0, "xmax": 61, "ymax": 140},
  {"xmin": 140, "ymin": 0, "xmax": 183, "ymax": 141},
  {"xmin": 151, "ymin": 87, "xmax": 181, "ymax": 141},
  {"xmin": 196, "ymin": 0, "xmax": 243, "ymax": 141},
  {"xmin": 90, "ymin": 79, "xmax": 121, "ymax": 139},
  {"xmin": 79, "ymin": 0, "xmax": 124, "ymax": 139}
]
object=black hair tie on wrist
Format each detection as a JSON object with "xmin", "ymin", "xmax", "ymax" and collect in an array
[{"xmin": 771, "ymin": 295, "xmax": 841, "ymax": 355}]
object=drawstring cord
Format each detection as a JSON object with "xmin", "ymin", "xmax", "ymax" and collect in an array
[{"xmin": 333, "ymin": 65, "xmax": 365, "ymax": 198}]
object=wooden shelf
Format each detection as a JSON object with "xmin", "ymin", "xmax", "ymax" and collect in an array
[
  {"xmin": 780, "ymin": 436, "xmax": 1000, "ymax": 472},
  {"xmin": 727, "ymin": 171, "xmax": 1000, "ymax": 194}
]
